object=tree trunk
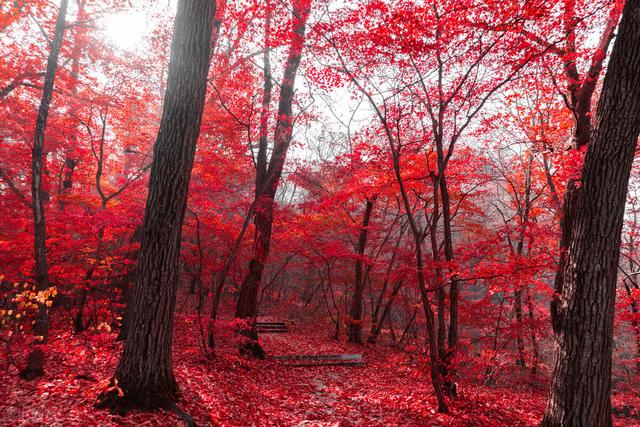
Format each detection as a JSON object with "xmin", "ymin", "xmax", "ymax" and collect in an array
[
  {"xmin": 513, "ymin": 289, "xmax": 526, "ymax": 366},
  {"xmin": 96, "ymin": 0, "xmax": 216, "ymax": 413},
  {"xmin": 524, "ymin": 286, "xmax": 539, "ymax": 376},
  {"xmin": 368, "ymin": 221, "xmax": 406, "ymax": 344},
  {"xmin": 392, "ymin": 149, "xmax": 448, "ymax": 412},
  {"xmin": 20, "ymin": 0, "xmax": 68, "ymax": 381},
  {"xmin": 234, "ymin": 0, "xmax": 311, "ymax": 357},
  {"xmin": 542, "ymin": 2, "xmax": 640, "ymax": 424},
  {"xmin": 74, "ymin": 267, "xmax": 94, "ymax": 332},
  {"xmin": 348, "ymin": 197, "xmax": 375, "ymax": 344},
  {"xmin": 632, "ymin": 296, "xmax": 640, "ymax": 375},
  {"xmin": 57, "ymin": 0, "xmax": 85, "ymax": 212},
  {"xmin": 368, "ymin": 280, "xmax": 403, "ymax": 344},
  {"xmin": 514, "ymin": 152, "xmax": 534, "ymax": 368},
  {"xmin": 234, "ymin": 192, "xmax": 273, "ymax": 358},
  {"xmin": 438, "ymin": 168, "xmax": 460, "ymax": 396}
]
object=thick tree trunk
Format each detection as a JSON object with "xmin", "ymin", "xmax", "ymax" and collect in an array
[
  {"xmin": 542, "ymin": 2, "xmax": 640, "ymax": 425},
  {"xmin": 348, "ymin": 197, "xmax": 375, "ymax": 344},
  {"xmin": 234, "ymin": 0, "xmax": 311, "ymax": 357},
  {"xmin": 20, "ymin": 0, "xmax": 68, "ymax": 381},
  {"xmin": 96, "ymin": 0, "xmax": 216, "ymax": 413}
]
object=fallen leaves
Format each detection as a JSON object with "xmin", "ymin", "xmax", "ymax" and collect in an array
[{"xmin": 1, "ymin": 315, "xmax": 638, "ymax": 426}]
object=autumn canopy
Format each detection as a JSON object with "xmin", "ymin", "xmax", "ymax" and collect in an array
[{"xmin": 1, "ymin": 0, "xmax": 640, "ymax": 425}]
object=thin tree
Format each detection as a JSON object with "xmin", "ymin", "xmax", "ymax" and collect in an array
[
  {"xmin": 97, "ymin": 0, "xmax": 217, "ymax": 414},
  {"xmin": 542, "ymin": 0, "xmax": 640, "ymax": 424},
  {"xmin": 20, "ymin": 0, "xmax": 69, "ymax": 380},
  {"xmin": 348, "ymin": 196, "xmax": 375, "ymax": 344}
]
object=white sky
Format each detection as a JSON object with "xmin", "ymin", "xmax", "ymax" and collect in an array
[{"xmin": 102, "ymin": 11, "xmax": 150, "ymax": 51}]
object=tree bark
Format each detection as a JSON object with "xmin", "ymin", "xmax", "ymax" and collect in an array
[
  {"xmin": 20, "ymin": 0, "xmax": 68, "ymax": 381},
  {"xmin": 96, "ymin": 0, "xmax": 216, "ymax": 413},
  {"xmin": 542, "ymin": 1, "xmax": 640, "ymax": 424},
  {"xmin": 348, "ymin": 197, "xmax": 375, "ymax": 344},
  {"xmin": 234, "ymin": 0, "xmax": 311, "ymax": 357}
]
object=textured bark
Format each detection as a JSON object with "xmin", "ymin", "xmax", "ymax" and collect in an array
[
  {"xmin": 348, "ymin": 197, "xmax": 375, "ymax": 344},
  {"xmin": 542, "ymin": 1, "xmax": 640, "ymax": 424},
  {"xmin": 20, "ymin": 0, "xmax": 68, "ymax": 381},
  {"xmin": 234, "ymin": 0, "xmax": 311, "ymax": 356},
  {"xmin": 96, "ymin": 0, "xmax": 216, "ymax": 412},
  {"xmin": 550, "ymin": 0, "xmax": 622, "ymax": 333}
]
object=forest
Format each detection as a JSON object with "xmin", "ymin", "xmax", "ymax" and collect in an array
[{"xmin": 1, "ymin": 0, "xmax": 640, "ymax": 425}]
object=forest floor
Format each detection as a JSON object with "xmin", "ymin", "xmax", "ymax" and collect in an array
[{"xmin": 1, "ymin": 313, "xmax": 640, "ymax": 426}]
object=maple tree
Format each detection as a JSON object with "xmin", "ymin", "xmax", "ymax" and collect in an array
[{"xmin": 1, "ymin": 0, "xmax": 640, "ymax": 425}]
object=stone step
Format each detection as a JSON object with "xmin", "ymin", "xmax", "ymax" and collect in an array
[{"xmin": 273, "ymin": 354, "xmax": 364, "ymax": 367}]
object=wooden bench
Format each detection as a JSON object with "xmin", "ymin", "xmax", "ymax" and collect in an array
[
  {"xmin": 255, "ymin": 320, "xmax": 288, "ymax": 334},
  {"xmin": 272, "ymin": 353, "xmax": 365, "ymax": 367}
]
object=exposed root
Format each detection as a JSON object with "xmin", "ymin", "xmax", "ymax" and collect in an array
[
  {"xmin": 95, "ymin": 379, "xmax": 179, "ymax": 417},
  {"xmin": 238, "ymin": 338, "xmax": 266, "ymax": 359},
  {"xmin": 96, "ymin": 386, "xmax": 197, "ymax": 425},
  {"xmin": 236, "ymin": 326, "xmax": 265, "ymax": 359}
]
